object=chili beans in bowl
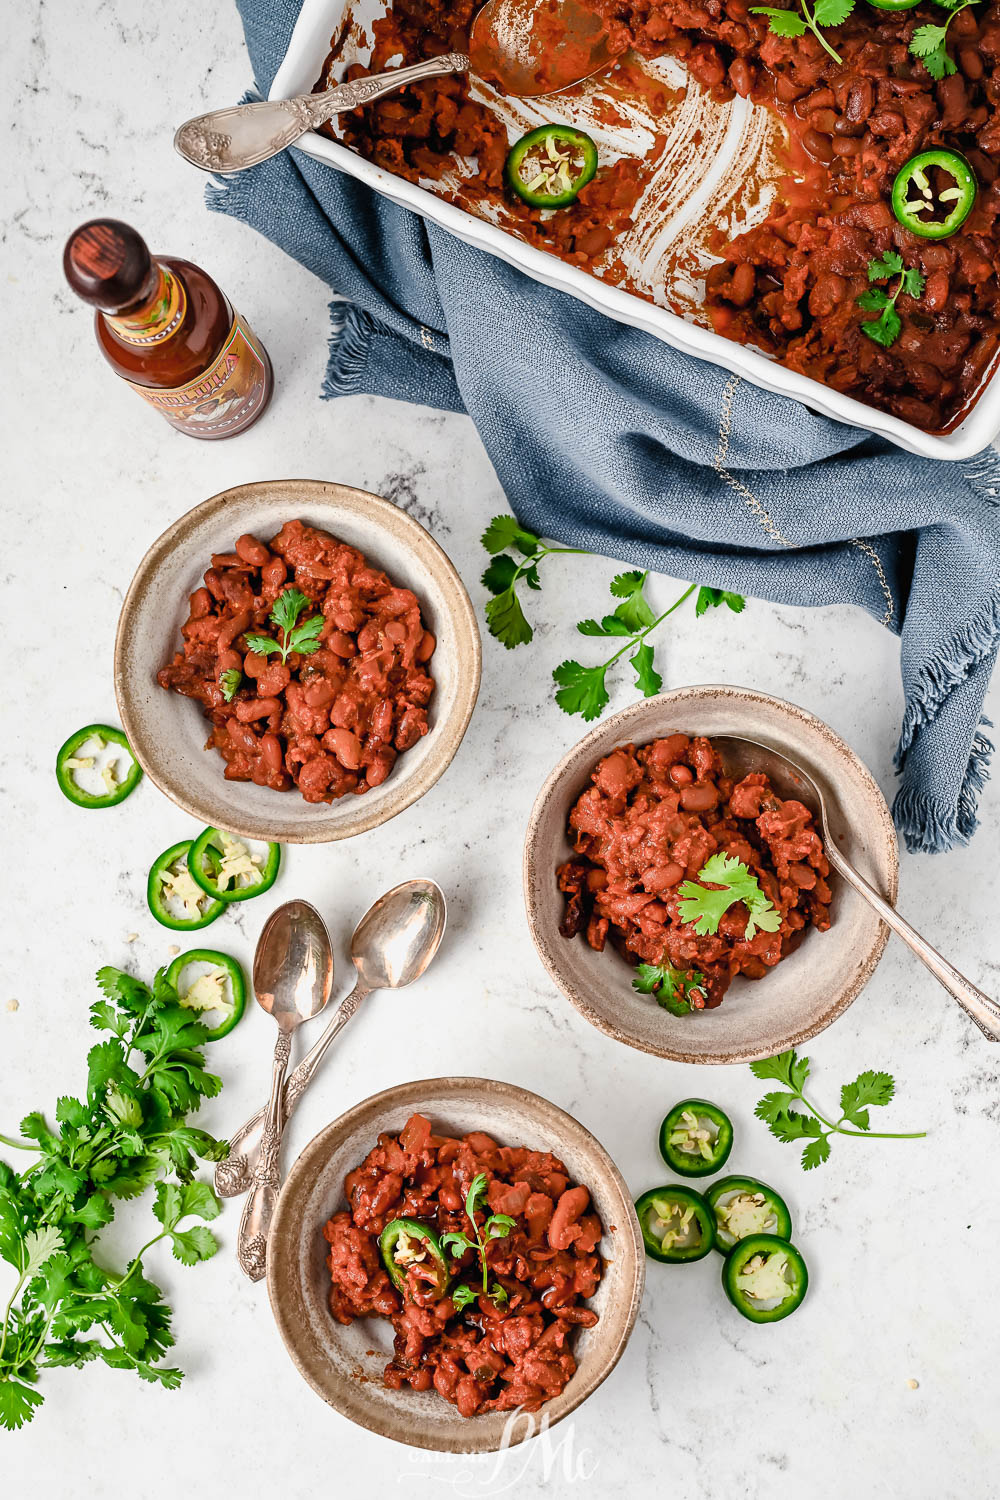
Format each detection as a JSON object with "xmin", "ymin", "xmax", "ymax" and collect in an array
[
  {"xmin": 115, "ymin": 480, "xmax": 481, "ymax": 843},
  {"xmin": 265, "ymin": 1078, "xmax": 643, "ymax": 1453},
  {"xmin": 524, "ymin": 685, "xmax": 899, "ymax": 1065}
]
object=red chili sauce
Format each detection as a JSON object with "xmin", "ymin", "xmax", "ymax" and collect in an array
[
  {"xmin": 323, "ymin": 1113, "xmax": 603, "ymax": 1417},
  {"xmin": 557, "ymin": 733, "xmax": 832, "ymax": 1007},
  {"xmin": 319, "ymin": 0, "xmax": 1000, "ymax": 431},
  {"xmin": 157, "ymin": 519, "xmax": 435, "ymax": 802}
]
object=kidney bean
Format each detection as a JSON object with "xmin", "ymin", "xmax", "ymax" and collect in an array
[
  {"xmin": 366, "ymin": 746, "xmax": 397, "ymax": 786},
  {"xmin": 729, "ymin": 262, "xmax": 756, "ymax": 306},
  {"xmin": 242, "ymin": 649, "xmax": 267, "ymax": 680},
  {"xmin": 958, "ymin": 45, "xmax": 984, "ymax": 80},
  {"xmin": 260, "ymin": 733, "xmax": 284, "ymax": 775},
  {"xmin": 236, "ymin": 696, "xmax": 281, "ymax": 723},
  {"xmin": 261, "ymin": 556, "xmax": 287, "ymax": 592},
  {"xmin": 189, "ymin": 586, "xmax": 213, "ymax": 619},
  {"xmin": 227, "ymin": 718, "xmax": 258, "ymax": 754},
  {"xmin": 324, "ymin": 727, "xmax": 363, "ymax": 770},
  {"xmin": 327, "ymin": 630, "xmax": 358, "ymax": 658},
  {"xmin": 384, "ymin": 620, "xmax": 408, "ymax": 645},
  {"xmin": 217, "ymin": 648, "xmax": 242, "ymax": 674},
  {"xmin": 680, "ymin": 783, "xmax": 720, "ymax": 813},
  {"xmin": 668, "ymin": 763, "xmax": 693, "ymax": 786},
  {"xmin": 809, "ymin": 107, "xmax": 839, "ymax": 134},
  {"xmin": 217, "ymin": 609, "xmax": 251, "ymax": 652},
  {"xmin": 303, "ymin": 676, "xmax": 335, "ymax": 709},
  {"xmin": 370, "ymin": 698, "xmax": 394, "ymax": 740},
  {"xmin": 801, "ymin": 129, "xmax": 834, "ymax": 164},
  {"xmin": 416, "ymin": 630, "xmax": 436, "ymax": 663},
  {"xmin": 235, "ymin": 532, "xmax": 271, "ymax": 567},
  {"xmin": 845, "ymin": 78, "xmax": 873, "ymax": 123},
  {"xmin": 256, "ymin": 661, "xmax": 291, "ymax": 696},
  {"xmin": 869, "ymin": 110, "xmax": 904, "ymax": 136},
  {"xmin": 832, "ymin": 135, "xmax": 865, "ymax": 156},
  {"xmin": 357, "ymin": 621, "xmax": 381, "ymax": 652},
  {"xmin": 645, "ymin": 861, "xmax": 685, "ymax": 892},
  {"xmin": 729, "ymin": 56, "xmax": 754, "ymax": 97}
]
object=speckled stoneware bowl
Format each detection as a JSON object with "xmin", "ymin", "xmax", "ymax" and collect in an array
[
  {"xmin": 115, "ymin": 479, "xmax": 481, "ymax": 843},
  {"xmin": 523, "ymin": 685, "xmax": 899, "ymax": 1065},
  {"xmin": 266, "ymin": 1077, "xmax": 644, "ymax": 1452}
]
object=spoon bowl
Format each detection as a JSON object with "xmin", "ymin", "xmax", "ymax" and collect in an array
[
  {"xmin": 253, "ymin": 899, "xmax": 336, "ymax": 1029},
  {"xmin": 351, "ymin": 878, "xmax": 447, "ymax": 990},
  {"xmin": 469, "ymin": 0, "xmax": 616, "ymax": 98}
]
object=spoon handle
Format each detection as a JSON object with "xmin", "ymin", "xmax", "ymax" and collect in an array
[
  {"xmin": 236, "ymin": 1030, "xmax": 292, "ymax": 1281},
  {"xmin": 826, "ymin": 843, "xmax": 1000, "ymax": 1040},
  {"xmin": 215, "ymin": 981, "xmax": 372, "ymax": 1199},
  {"xmin": 174, "ymin": 54, "xmax": 469, "ymax": 174}
]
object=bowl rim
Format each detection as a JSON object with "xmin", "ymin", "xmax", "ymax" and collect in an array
[
  {"xmin": 114, "ymin": 478, "xmax": 482, "ymax": 843},
  {"xmin": 266, "ymin": 1075, "xmax": 646, "ymax": 1452},
  {"xmin": 522, "ymin": 683, "xmax": 900, "ymax": 1064}
]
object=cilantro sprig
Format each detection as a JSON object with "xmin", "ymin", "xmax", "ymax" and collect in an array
[
  {"xmin": 481, "ymin": 512, "xmax": 745, "ymax": 722},
  {"xmin": 677, "ymin": 853, "xmax": 782, "ymax": 940},
  {"xmin": 910, "ymin": 0, "xmax": 979, "ymax": 78},
  {"xmin": 441, "ymin": 1172, "xmax": 515, "ymax": 1309},
  {"xmin": 751, "ymin": 1049, "xmax": 926, "ymax": 1170},
  {"xmin": 0, "ymin": 966, "xmax": 228, "ymax": 1430},
  {"xmin": 751, "ymin": 0, "xmax": 855, "ymax": 65},
  {"xmin": 856, "ymin": 253, "xmax": 925, "ymax": 349},
  {"xmin": 218, "ymin": 668, "xmax": 242, "ymax": 703},
  {"xmin": 245, "ymin": 587, "xmax": 324, "ymax": 664},
  {"xmin": 633, "ymin": 963, "xmax": 708, "ymax": 1015}
]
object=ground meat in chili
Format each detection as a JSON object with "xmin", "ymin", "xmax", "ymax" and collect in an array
[
  {"xmin": 557, "ymin": 732, "xmax": 832, "ymax": 1007},
  {"xmin": 319, "ymin": 0, "xmax": 1000, "ymax": 431},
  {"xmin": 323, "ymin": 1112, "xmax": 603, "ymax": 1417},
  {"xmin": 157, "ymin": 519, "xmax": 435, "ymax": 802}
]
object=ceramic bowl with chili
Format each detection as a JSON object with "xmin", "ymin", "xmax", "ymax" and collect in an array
[
  {"xmin": 115, "ymin": 479, "xmax": 481, "ymax": 843},
  {"xmin": 265, "ymin": 1077, "xmax": 644, "ymax": 1453},
  {"xmin": 523, "ymin": 684, "xmax": 899, "ymax": 1065}
]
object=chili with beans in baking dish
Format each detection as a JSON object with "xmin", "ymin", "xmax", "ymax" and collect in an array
[
  {"xmin": 558, "ymin": 733, "xmax": 832, "ymax": 1009},
  {"xmin": 157, "ymin": 520, "xmax": 435, "ymax": 803},
  {"xmin": 319, "ymin": 0, "xmax": 1000, "ymax": 432},
  {"xmin": 322, "ymin": 1113, "xmax": 604, "ymax": 1416}
]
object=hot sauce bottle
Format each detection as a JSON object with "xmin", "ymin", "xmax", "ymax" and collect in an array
[{"xmin": 63, "ymin": 218, "xmax": 273, "ymax": 440}]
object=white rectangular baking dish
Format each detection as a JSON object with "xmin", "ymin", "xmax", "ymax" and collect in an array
[{"xmin": 270, "ymin": 0, "xmax": 1000, "ymax": 461}]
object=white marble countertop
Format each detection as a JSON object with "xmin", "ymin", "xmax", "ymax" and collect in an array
[{"xmin": 4, "ymin": 4, "xmax": 999, "ymax": 1496}]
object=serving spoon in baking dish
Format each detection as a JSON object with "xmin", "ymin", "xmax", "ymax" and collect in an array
[
  {"xmin": 217, "ymin": 878, "xmax": 447, "ymax": 1200},
  {"xmin": 174, "ymin": 0, "xmax": 615, "ymax": 174},
  {"xmin": 714, "ymin": 735, "xmax": 1000, "ymax": 1041}
]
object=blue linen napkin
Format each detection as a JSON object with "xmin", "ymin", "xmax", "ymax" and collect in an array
[{"xmin": 209, "ymin": 0, "xmax": 1000, "ymax": 852}]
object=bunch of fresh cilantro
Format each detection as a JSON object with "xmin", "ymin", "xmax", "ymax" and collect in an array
[
  {"xmin": 481, "ymin": 514, "xmax": 745, "ymax": 721},
  {"xmin": 0, "ymin": 966, "xmax": 229, "ymax": 1431}
]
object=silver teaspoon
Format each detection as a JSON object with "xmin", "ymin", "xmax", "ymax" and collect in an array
[
  {"xmin": 235, "ymin": 900, "xmax": 334, "ymax": 1281},
  {"xmin": 216, "ymin": 878, "xmax": 447, "ymax": 1199},
  {"xmin": 713, "ymin": 735, "xmax": 1000, "ymax": 1041}
]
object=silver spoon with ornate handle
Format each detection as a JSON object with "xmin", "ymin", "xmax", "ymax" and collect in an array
[
  {"xmin": 235, "ymin": 900, "xmax": 334, "ymax": 1281},
  {"xmin": 714, "ymin": 735, "xmax": 1000, "ymax": 1041},
  {"xmin": 174, "ymin": 55, "xmax": 469, "ymax": 174},
  {"xmin": 217, "ymin": 878, "xmax": 447, "ymax": 1199}
]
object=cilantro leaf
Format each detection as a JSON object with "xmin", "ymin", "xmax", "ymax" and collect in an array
[
  {"xmin": 857, "ymin": 288, "xmax": 890, "ymax": 312},
  {"xmin": 219, "ymin": 668, "xmax": 242, "ymax": 703},
  {"xmin": 861, "ymin": 305, "xmax": 902, "ymax": 349},
  {"xmin": 440, "ymin": 1230, "xmax": 474, "ymax": 1255},
  {"xmin": 243, "ymin": 634, "xmax": 282, "ymax": 658},
  {"xmin": 481, "ymin": 554, "xmax": 519, "ymax": 596},
  {"xmin": 868, "ymin": 252, "xmax": 904, "ymax": 281},
  {"xmin": 287, "ymin": 612, "xmax": 324, "ymax": 656},
  {"xmin": 749, "ymin": 1051, "xmax": 797, "ymax": 1086},
  {"xmin": 484, "ymin": 1214, "xmax": 516, "ymax": 1240},
  {"xmin": 750, "ymin": 6, "xmax": 808, "ymax": 36},
  {"xmin": 814, "ymin": 0, "xmax": 854, "ymax": 22},
  {"xmin": 0, "ymin": 1377, "xmax": 44, "ymax": 1431},
  {"xmin": 270, "ymin": 587, "xmax": 311, "ymax": 636},
  {"xmin": 553, "ymin": 660, "xmax": 610, "ymax": 721},
  {"xmin": 801, "ymin": 1135, "xmax": 832, "ymax": 1170},
  {"xmin": 901, "ymin": 267, "xmax": 926, "ymax": 299},
  {"xmin": 608, "ymin": 571, "xmax": 655, "ymax": 632},
  {"xmin": 630, "ymin": 642, "xmax": 663, "ymax": 698},
  {"xmin": 464, "ymin": 1173, "xmax": 489, "ymax": 1220},
  {"xmin": 632, "ymin": 963, "xmax": 706, "ymax": 1015},
  {"xmin": 485, "ymin": 588, "xmax": 533, "ymax": 649},
  {"xmin": 840, "ymin": 1070, "xmax": 895, "ymax": 1129},
  {"xmin": 677, "ymin": 852, "xmax": 781, "ymax": 939},
  {"xmin": 577, "ymin": 614, "xmax": 632, "ymax": 637},
  {"xmin": 695, "ymin": 586, "xmax": 746, "ymax": 617},
  {"xmin": 169, "ymin": 1226, "xmax": 219, "ymax": 1266},
  {"xmin": 451, "ymin": 1284, "xmax": 476, "ymax": 1310},
  {"xmin": 910, "ymin": 22, "xmax": 954, "ymax": 76},
  {"xmin": 481, "ymin": 515, "xmax": 540, "ymax": 556}
]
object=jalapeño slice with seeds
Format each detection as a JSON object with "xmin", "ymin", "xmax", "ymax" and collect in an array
[
  {"xmin": 379, "ymin": 1218, "xmax": 451, "ymax": 1299},
  {"xmin": 634, "ymin": 1186, "xmax": 714, "ymax": 1263},
  {"xmin": 56, "ymin": 724, "xmax": 143, "ymax": 809},
  {"xmin": 891, "ymin": 150, "xmax": 977, "ymax": 240},
  {"xmin": 722, "ymin": 1233, "xmax": 808, "ymax": 1323},
  {"xmin": 658, "ymin": 1099, "xmax": 734, "ymax": 1178},
  {"xmin": 187, "ymin": 826, "xmax": 281, "ymax": 903},
  {"xmin": 164, "ymin": 949, "xmax": 247, "ymax": 1041},
  {"xmin": 147, "ymin": 840, "xmax": 225, "ymax": 931},
  {"xmin": 705, "ymin": 1176, "xmax": 792, "ymax": 1254},
  {"xmin": 505, "ymin": 125, "xmax": 599, "ymax": 209}
]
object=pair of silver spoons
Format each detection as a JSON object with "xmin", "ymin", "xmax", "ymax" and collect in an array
[{"xmin": 230, "ymin": 879, "xmax": 446, "ymax": 1281}]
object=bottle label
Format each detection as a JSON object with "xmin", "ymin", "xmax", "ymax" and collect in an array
[
  {"xmin": 107, "ymin": 267, "xmax": 187, "ymax": 346},
  {"xmin": 123, "ymin": 313, "xmax": 270, "ymax": 437}
]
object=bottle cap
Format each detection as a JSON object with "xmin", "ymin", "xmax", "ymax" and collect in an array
[{"xmin": 63, "ymin": 220, "xmax": 156, "ymax": 313}]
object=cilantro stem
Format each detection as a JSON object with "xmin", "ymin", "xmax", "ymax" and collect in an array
[
  {"xmin": 0, "ymin": 1133, "xmax": 36, "ymax": 1151},
  {"xmin": 602, "ymin": 583, "xmax": 696, "ymax": 670},
  {"xmin": 800, "ymin": 0, "xmax": 843, "ymax": 63},
  {"xmin": 797, "ymin": 1090, "xmax": 926, "ymax": 1140}
]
